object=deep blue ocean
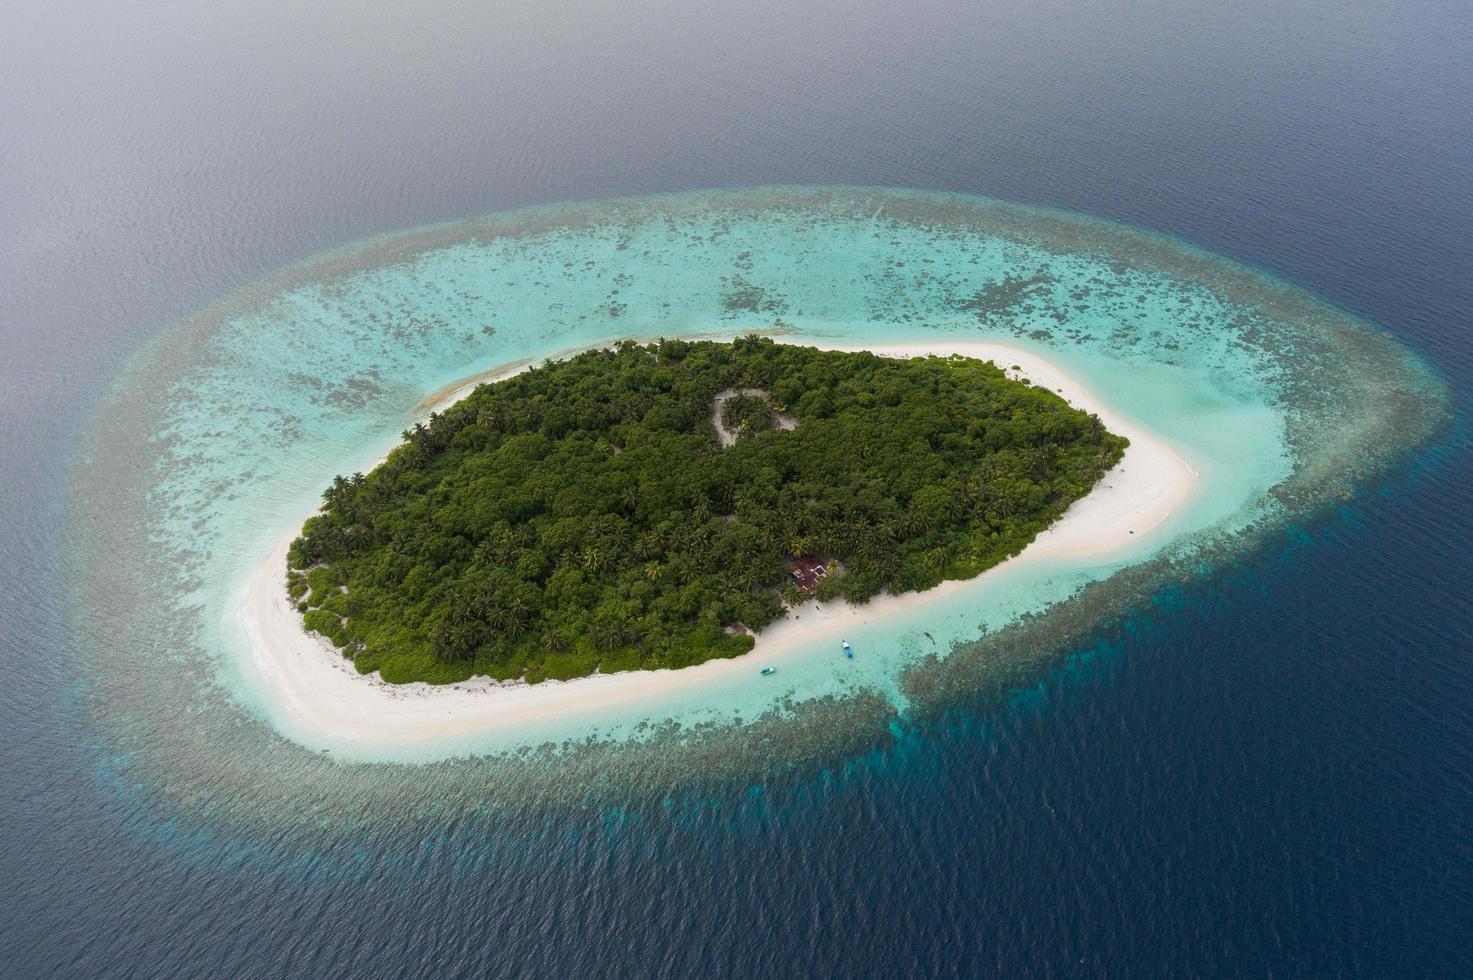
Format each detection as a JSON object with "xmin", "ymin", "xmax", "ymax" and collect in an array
[{"xmin": 2, "ymin": 0, "xmax": 1470, "ymax": 976}]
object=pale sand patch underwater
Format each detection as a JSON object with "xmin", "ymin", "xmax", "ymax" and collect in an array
[{"xmin": 233, "ymin": 340, "xmax": 1197, "ymax": 755}]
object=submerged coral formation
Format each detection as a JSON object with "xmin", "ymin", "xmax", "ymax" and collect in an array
[{"xmin": 67, "ymin": 188, "xmax": 1449, "ymax": 828}]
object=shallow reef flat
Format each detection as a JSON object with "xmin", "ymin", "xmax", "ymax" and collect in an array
[
  {"xmin": 67, "ymin": 187, "xmax": 1451, "ymax": 830},
  {"xmin": 241, "ymin": 337, "xmax": 1185, "ymax": 754}
]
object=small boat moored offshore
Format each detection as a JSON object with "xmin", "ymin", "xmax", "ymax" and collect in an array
[
  {"xmin": 760, "ymin": 666, "xmax": 777, "ymax": 676},
  {"xmin": 841, "ymin": 640, "xmax": 853, "ymax": 657}
]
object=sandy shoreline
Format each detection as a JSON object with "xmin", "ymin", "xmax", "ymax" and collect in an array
[{"xmin": 232, "ymin": 340, "xmax": 1198, "ymax": 753}]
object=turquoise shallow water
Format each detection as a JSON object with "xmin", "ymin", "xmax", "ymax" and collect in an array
[
  {"xmin": 9, "ymin": 0, "xmax": 1472, "ymax": 969},
  {"xmin": 69, "ymin": 187, "xmax": 1445, "ymax": 792}
]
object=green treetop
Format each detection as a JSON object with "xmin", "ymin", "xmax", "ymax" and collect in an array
[{"xmin": 287, "ymin": 337, "xmax": 1127, "ymax": 684}]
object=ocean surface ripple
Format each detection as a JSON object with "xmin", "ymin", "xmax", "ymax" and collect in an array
[{"xmin": 62, "ymin": 189, "xmax": 1450, "ymax": 831}]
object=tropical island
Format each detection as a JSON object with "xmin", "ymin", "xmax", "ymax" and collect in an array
[{"xmin": 286, "ymin": 337, "xmax": 1128, "ymax": 685}]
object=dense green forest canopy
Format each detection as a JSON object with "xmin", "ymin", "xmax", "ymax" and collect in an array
[{"xmin": 287, "ymin": 337, "xmax": 1127, "ymax": 684}]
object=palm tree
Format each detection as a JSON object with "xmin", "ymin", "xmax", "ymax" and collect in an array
[
  {"xmin": 582, "ymin": 546, "xmax": 609, "ymax": 575},
  {"xmin": 590, "ymin": 618, "xmax": 624, "ymax": 653},
  {"xmin": 948, "ymin": 493, "xmax": 972, "ymax": 522},
  {"xmin": 432, "ymin": 618, "xmax": 481, "ymax": 662},
  {"xmin": 503, "ymin": 597, "xmax": 530, "ymax": 637},
  {"xmin": 684, "ymin": 537, "xmax": 711, "ymax": 573},
  {"xmin": 901, "ymin": 510, "xmax": 927, "ymax": 536},
  {"xmin": 808, "ymin": 524, "xmax": 834, "ymax": 557},
  {"xmin": 450, "ymin": 590, "xmax": 487, "ymax": 628}
]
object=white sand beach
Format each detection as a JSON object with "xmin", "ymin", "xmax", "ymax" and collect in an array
[{"xmin": 233, "ymin": 341, "xmax": 1199, "ymax": 752}]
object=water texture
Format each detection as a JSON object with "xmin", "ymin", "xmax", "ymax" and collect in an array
[
  {"xmin": 67, "ymin": 188, "xmax": 1448, "ymax": 810},
  {"xmin": 6, "ymin": 0, "xmax": 1472, "ymax": 974}
]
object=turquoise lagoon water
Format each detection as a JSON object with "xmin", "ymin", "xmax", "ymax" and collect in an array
[
  {"xmin": 11, "ymin": 0, "xmax": 1471, "ymax": 967},
  {"xmin": 69, "ymin": 188, "xmax": 1445, "ymax": 788}
]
